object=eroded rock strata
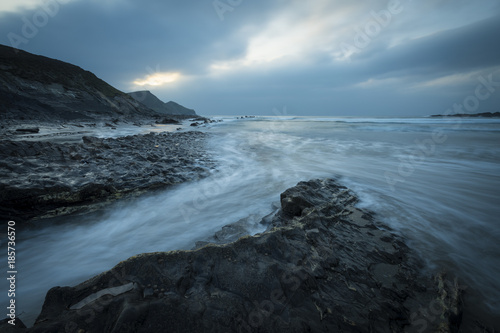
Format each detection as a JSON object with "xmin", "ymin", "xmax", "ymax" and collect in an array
[
  {"xmin": 11, "ymin": 179, "xmax": 463, "ymax": 332},
  {"xmin": 0, "ymin": 131, "xmax": 215, "ymax": 223}
]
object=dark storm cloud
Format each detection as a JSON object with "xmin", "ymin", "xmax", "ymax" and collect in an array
[
  {"xmin": 358, "ymin": 13, "xmax": 500, "ymax": 80},
  {"xmin": 1, "ymin": 0, "xmax": 499, "ymax": 116},
  {"xmin": 0, "ymin": 0, "xmax": 281, "ymax": 81}
]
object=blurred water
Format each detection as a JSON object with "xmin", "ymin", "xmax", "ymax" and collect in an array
[{"xmin": 2, "ymin": 116, "xmax": 499, "ymax": 327}]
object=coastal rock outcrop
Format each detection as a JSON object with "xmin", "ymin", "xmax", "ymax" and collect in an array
[
  {"xmin": 0, "ymin": 132, "xmax": 215, "ymax": 223},
  {"xmin": 14, "ymin": 179, "xmax": 463, "ymax": 332}
]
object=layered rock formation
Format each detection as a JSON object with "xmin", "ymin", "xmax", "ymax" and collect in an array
[
  {"xmin": 0, "ymin": 44, "xmax": 163, "ymax": 124},
  {"xmin": 0, "ymin": 132, "xmax": 215, "ymax": 223},
  {"xmin": 9, "ymin": 179, "xmax": 464, "ymax": 332}
]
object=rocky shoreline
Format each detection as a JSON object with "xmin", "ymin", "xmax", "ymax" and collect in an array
[
  {"xmin": 3, "ymin": 179, "xmax": 470, "ymax": 332},
  {"xmin": 1, "ymin": 43, "xmax": 221, "ymax": 225},
  {"xmin": 0, "ymin": 130, "xmax": 216, "ymax": 224}
]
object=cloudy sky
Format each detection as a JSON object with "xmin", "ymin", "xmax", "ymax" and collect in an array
[{"xmin": 1, "ymin": 0, "xmax": 500, "ymax": 116}]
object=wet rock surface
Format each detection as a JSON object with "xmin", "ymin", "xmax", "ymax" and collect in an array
[
  {"xmin": 14, "ymin": 179, "xmax": 468, "ymax": 332},
  {"xmin": 0, "ymin": 131, "xmax": 215, "ymax": 223}
]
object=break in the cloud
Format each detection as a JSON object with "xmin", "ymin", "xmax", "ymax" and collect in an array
[
  {"xmin": 133, "ymin": 72, "xmax": 182, "ymax": 87},
  {"xmin": 0, "ymin": 0, "xmax": 75, "ymax": 13},
  {"xmin": 1, "ymin": 0, "xmax": 499, "ymax": 116}
]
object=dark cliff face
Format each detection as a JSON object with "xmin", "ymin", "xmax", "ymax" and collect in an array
[
  {"xmin": 0, "ymin": 44, "xmax": 158, "ymax": 123},
  {"xmin": 128, "ymin": 90, "xmax": 197, "ymax": 116}
]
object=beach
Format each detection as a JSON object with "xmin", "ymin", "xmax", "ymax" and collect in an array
[{"xmin": 2, "ymin": 116, "xmax": 499, "ymax": 331}]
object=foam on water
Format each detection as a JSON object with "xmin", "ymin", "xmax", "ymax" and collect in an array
[
  {"xmin": 208, "ymin": 117, "xmax": 500, "ymax": 317},
  {"xmin": 3, "ymin": 116, "xmax": 500, "ymax": 327}
]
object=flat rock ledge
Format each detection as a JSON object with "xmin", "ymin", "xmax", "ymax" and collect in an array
[
  {"xmin": 0, "ymin": 131, "xmax": 215, "ymax": 223},
  {"xmin": 6, "ymin": 179, "xmax": 464, "ymax": 332}
]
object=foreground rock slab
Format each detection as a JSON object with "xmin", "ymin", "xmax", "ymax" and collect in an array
[{"xmin": 15, "ymin": 179, "xmax": 463, "ymax": 332}]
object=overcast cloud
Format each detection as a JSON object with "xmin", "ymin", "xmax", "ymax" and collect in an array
[{"xmin": 1, "ymin": 0, "xmax": 499, "ymax": 116}]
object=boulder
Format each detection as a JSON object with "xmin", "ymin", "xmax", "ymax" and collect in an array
[{"xmin": 155, "ymin": 118, "xmax": 179, "ymax": 125}]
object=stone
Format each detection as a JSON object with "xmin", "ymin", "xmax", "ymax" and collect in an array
[
  {"xmin": 22, "ymin": 179, "xmax": 466, "ymax": 332},
  {"xmin": 155, "ymin": 118, "xmax": 179, "ymax": 125},
  {"xmin": 15, "ymin": 128, "xmax": 39, "ymax": 134},
  {"xmin": 0, "ymin": 131, "xmax": 215, "ymax": 222}
]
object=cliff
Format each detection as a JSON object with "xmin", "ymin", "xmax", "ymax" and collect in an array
[
  {"xmin": 0, "ymin": 44, "xmax": 159, "ymax": 123},
  {"xmin": 128, "ymin": 90, "xmax": 197, "ymax": 116}
]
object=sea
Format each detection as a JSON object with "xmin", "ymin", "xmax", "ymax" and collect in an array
[{"xmin": 3, "ymin": 116, "xmax": 500, "ymax": 328}]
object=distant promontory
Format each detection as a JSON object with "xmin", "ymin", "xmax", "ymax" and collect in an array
[
  {"xmin": 128, "ymin": 90, "xmax": 197, "ymax": 116},
  {"xmin": 430, "ymin": 111, "xmax": 500, "ymax": 118}
]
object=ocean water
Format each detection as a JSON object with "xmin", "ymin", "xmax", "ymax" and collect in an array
[{"xmin": 2, "ymin": 116, "xmax": 500, "ymax": 328}]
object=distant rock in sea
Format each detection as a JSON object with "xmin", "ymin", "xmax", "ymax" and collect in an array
[
  {"xmin": 430, "ymin": 111, "xmax": 500, "ymax": 118},
  {"xmin": 128, "ymin": 90, "xmax": 197, "ymax": 116}
]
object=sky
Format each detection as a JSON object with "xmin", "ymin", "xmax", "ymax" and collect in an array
[{"xmin": 1, "ymin": 0, "xmax": 500, "ymax": 116}]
